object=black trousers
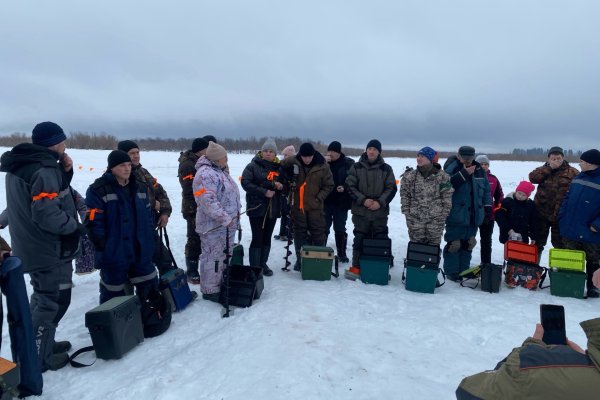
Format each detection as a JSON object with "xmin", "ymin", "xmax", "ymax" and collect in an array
[
  {"xmin": 249, "ymin": 217, "xmax": 277, "ymax": 248},
  {"xmin": 479, "ymin": 219, "xmax": 495, "ymax": 263}
]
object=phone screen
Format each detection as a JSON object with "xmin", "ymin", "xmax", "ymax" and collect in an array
[{"xmin": 540, "ymin": 304, "xmax": 566, "ymax": 345}]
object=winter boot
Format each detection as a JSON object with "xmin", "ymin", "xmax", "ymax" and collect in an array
[
  {"xmin": 293, "ymin": 254, "xmax": 302, "ymax": 271},
  {"xmin": 202, "ymin": 293, "xmax": 221, "ymax": 303},
  {"xmin": 261, "ymin": 246, "xmax": 274, "ymax": 277},
  {"xmin": 344, "ymin": 266, "xmax": 360, "ymax": 280},
  {"xmin": 335, "ymin": 232, "xmax": 350, "ymax": 263},
  {"xmin": 249, "ymin": 247, "xmax": 262, "ymax": 267},
  {"xmin": 53, "ymin": 340, "xmax": 72, "ymax": 354},
  {"xmin": 186, "ymin": 257, "xmax": 201, "ymax": 285},
  {"xmin": 35, "ymin": 324, "xmax": 69, "ymax": 372}
]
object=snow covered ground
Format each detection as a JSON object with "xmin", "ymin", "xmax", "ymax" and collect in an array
[{"xmin": 1, "ymin": 147, "xmax": 597, "ymax": 400}]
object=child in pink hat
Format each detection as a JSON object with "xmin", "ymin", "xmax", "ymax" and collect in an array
[{"xmin": 495, "ymin": 181, "xmax": 540, "ymax": 244}]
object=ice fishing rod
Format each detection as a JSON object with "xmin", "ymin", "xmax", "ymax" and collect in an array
[{"xmin": 202, "ymin": 204, "xmax": 261, "ymax": 235}]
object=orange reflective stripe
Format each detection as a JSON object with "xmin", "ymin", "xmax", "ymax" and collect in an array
[
  {"xmin": 32, "ymin": 192, "xmax": 58, "ymax": 201},
  {"xmin": 182, "ymin": 174, "xmax": 194, "ymax": 181},
  {"xmin": 152, "ymin": 178, "xmax": 159, "ymax": 188},
  {"xmin": 298, "ymin": 182, "xmax": 307, "ymax": 213},
  {"xmin": 194, "ymin": 188, "xmax": 207, "ymax": 197},
  {"xmin": 266, "ymin": 171, "xmax": 279, "ymax": 181},
  {"xmin": 86, "ymin": 208, "xmax": 103, "ymax": 221}
]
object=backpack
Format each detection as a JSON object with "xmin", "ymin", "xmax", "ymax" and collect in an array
[
  {"xmin": 504, "ymin": 261, "xmax": 548, "ymax": 290},
  {"xmin": 140, "ymin": 289, "xmax": 172, "ymax": 338}
]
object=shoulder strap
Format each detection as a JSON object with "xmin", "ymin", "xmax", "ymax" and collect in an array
[
  {"xmin": 69, "ymin": 345, "xmax": 97, "ymax": 368},
  {"xmin": 538, "ymin": 266, "xmax": 549, "ymax": 289}
]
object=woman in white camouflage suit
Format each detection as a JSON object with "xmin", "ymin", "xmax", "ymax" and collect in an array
[{"xmin": 193, "ymin": 141, "xmax": 241, "ymax": 302}]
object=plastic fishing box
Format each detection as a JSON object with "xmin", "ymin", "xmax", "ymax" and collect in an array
[
  {"xmin": 549, "ymin": 248, "xmax": 586, "ymax": 272},
  {"xmin": 301, "ymin": 246, "xmax": 335, "ymax": 281}
]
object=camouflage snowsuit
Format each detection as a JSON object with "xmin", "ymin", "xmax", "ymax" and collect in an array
[
  {"xmin": 400, "ymin": 165, "xmax": 453, "ymax": 246},
  {"xmin": 193, "ymin": 156, "xmax": 241, "ymax": 295}
]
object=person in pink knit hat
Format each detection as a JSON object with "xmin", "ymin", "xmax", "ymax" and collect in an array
[{"xmin": 495, "ymin": 180, "xmax": 540, "ymax": 244}]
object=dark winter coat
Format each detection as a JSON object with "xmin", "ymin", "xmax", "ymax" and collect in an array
[
  {"xmin": 281, "ymin": 152, "xmax": 334, "ymax": 213},
  {"xmin": 443, "ymin": 156, "xmax": 491, "ymax": 228},
  {"xmin": 85, "ymin": 172, "xmax": 155, "ymax": 272},
  {"xmin": 241, "ymin": 152, "xmax": 283, "ymax": 219},
  {"xmin": 456, "ymin": 318, "xmax": 600, "ymax": 400},
  {"xmin": 324, "ymin": 153, "xmax": 354, "ymax": 210},
  {"xmin": 346, "ymin": 153, "xmax": 397, "ymax": 218},
  {"xmin": 529, "ymin": 160, "xmax": 579, "ymax": 222},
  {"xmin": 485, "ymin": 170, "xmax": 503, "ymax": 221},
  {"xmin": 177, "ymin": 150, "xmax": 199, "ymax": 218},
  {"xmin": 495, "ymin": 192, "xmax": 540, "ymax": 244},
  {"xmin": 132, "ymin": 163, "xmax": 172, "ymax": 219},
  {"xmin": 0, "ymin": 143, "xmax": 80, "ymax": 272},
  {"xmin": 558, "ymin": 167, "xmax": 600, "ymax": 244}
]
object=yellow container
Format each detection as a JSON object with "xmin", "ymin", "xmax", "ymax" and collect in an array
[{"xmin": 549, "ymin": 248, "xmax": 586, "ymax": 272}]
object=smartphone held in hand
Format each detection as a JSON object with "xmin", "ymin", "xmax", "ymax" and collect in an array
[{"xmin": 540, "ymin": 304, "xmax": 567, "ymax": 345}]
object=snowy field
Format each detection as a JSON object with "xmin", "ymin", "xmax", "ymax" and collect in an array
[{"xmin": 1, "ymin": 147, "xmax": 597, "ymax": 400}]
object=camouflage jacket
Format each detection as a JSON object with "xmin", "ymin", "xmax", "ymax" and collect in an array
[
  {"xmin": 400, "ymin": 164, "xmax": 453, "ymax": 225},
  {"xmin": 132, "ymin": 163, "xmax": 172, "ymax": 218},
  {"xmin": 178, "ymin": 150, "xmax": 199, "ymax": 218},
  {"xmin": 529, "ymin": 160, "xmax": 578, "ymax": 222}
]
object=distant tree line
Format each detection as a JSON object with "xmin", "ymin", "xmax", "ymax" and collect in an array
[{"xmin": 0, "ymin": 132, "xmax": 584, "ymax": 162}]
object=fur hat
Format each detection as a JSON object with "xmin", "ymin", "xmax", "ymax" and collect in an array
[
  {"xmin": 107, "ymin": 150, "xmax": 132, "ymax": 170},
  {"xmin": 282, "ymin": 145, "xmax": 296, "ymax": 157},
  {"xmin": 32, "ymin": 122, "xmax": 67, "ymax": 147},
  {"xmin": 327, "ymin": 141, "xmax": 342, "ymax": 154},
  {"xmin": 548, "ymin": 146, "xmax": 564, "ymax": 157},
  {"xmin": 299, "ymin": 143, "xmax": 315, "ymax": 157},
  {"xmin": 458, "ymin": 146, "xmax": 475, "ymax": 158},
  {"xmin": 475, "ymin": 154, "xmax": 490, "ymax": 165},
  {"xmin": 117, "ymin": 140, "xmax": 139, "ymax": 153},
  {"xmin": 418, "ymin": 146, "xmax": 437, "ymax": 163},
  {"xmin": 366, "ymin": 139, "xmax": 382, "ymax": 153},
  {"xmin": 205, "ymin": 141, "xmax": 227, "ymax": 161},
  {"xmin": 192, "ymin": 138, "xmax": 209, "ymax": 153},
  {"xmin": 581, "ymin": 149, "xmax": 600, "ymax": 165},
  {"xmin": 261, "ymin": 138, "xmax": 278, "ymax": 153},
  {"xmin": 515, "ymin": 181, "xmax": 535, "ymax": 198}
]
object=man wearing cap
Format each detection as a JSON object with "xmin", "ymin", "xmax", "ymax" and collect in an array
[
  {"xmin": 177, "ymin": 138, "xmax": 209, "ymax": 284},
  {"xmin": 0, "ymin": 121, "xmax": 85, "ymax": 371},
  {"xmin": 442, "ymin": 146, "xmax": 491, "ymax": 280},
  {"xmin": 118, "ymin": 140, "xmax": 174, "ymax": 275},
  {"xmin": 529, "ymin": 146, "xmax": 579, "ymax": 256},
  {"xmin": 346, "ymin": 139, "xmax": 397, "ymax": 268},
  {"xmin": 475, "ymin": 155, "xmax": 504, "ymax": 264},
  {"xmin": 85, "ymin": 150, "xmax": 159, "ymax": 303},
  {"xmin": 281, "ymin": 142, "xmax": 334, "ymax": 271},
  {"xmin": 401, "ymin": 146, "xmax": 453, "ymax": 247},
  {"xmin": 324, "ymin": 141, "xmax": 355, "ymax": 263},
  {"xmin": 558, "ymin": 149, "xmax": 600, "ymax": 297}
]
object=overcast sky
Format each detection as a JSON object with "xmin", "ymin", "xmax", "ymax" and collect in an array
[{"xmin": 1, "ymin": 1, "xmax": 599, "ymax": 152}]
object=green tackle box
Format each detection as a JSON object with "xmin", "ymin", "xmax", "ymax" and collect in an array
[
  {"xmin": 550, "ymin": 269, "xmax": 586, "ymax": 299},
  {"xmin": 360, "ymin": 255, "xmax": 391, "ymax": 285},
  {"xmin": 404, "ymin": 261, "xmax": 438, "ymax": 293},
  {"xmin": 301, "ymin": 246, "xmax": 335, "ymax": 281},
  {"xmin": 549, "ymin": 248, "xmax": 586, "ymax": 272}
]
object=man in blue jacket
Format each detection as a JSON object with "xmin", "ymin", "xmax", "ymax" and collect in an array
[
  {"xmin": 559, "ymin": 149, "xmax": 600, "ymax": 298},
  {"xmin": 85, "ymin": 150, "xmax": 159, "ymax": 303},
  {"xmin": 443, "ymin": 146, "xmax": 491, "ymax": 281}
]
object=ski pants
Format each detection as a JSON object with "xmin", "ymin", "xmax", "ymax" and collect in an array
[
  {"xmin": 443, "ymin": 224, "xmax": 479, "ymax": 277},
  {"xmin": 199, "ymin": 227, "xmax": 236, "ymax": 295}
]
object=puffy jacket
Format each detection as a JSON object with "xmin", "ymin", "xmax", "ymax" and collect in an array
[
  {"xmin": 495, "ymin": 192, "xmax": 540, "ymax": 244},
  {"xmin": 241, "ymin": 152, "xmax": 283, "ymax": 219},
  {"xmin": 85, "ymin": 172, "xmax": 155, "ymax": 271},
  {"xmin": 0, "ymin": 143, "xmax": 80, "ymax": 272},
  {"xmin": 485, "ymin": 170, "xmax": 504, "ymax": 220},
  {"xmin": 529, "ymin": 160, "xmax": 579, "ymax": 222},
  {"xmin": 346, "ymin": 153, "xmax": 397, "ymax": 218},
  {"xmin": 443, "ymin": 156, "xmax": 491, "ymax": 228},
  {"xmin": 558, "ymin": 167, "xmax": 600, "ymax": 244},
  {"xmin": 400, "ymin": 163, "xmax": 453, "ymax": 224},
  {"xmin": 177, "ymin": 150, "xmax": 199, "ymax": 218},
  {"xmin": 281, "ymin": 152, "xmax": 334, "ymax": 213},
  {"xmin": 324, "ymin": 153, "xmax": 355, "ymax": 210},
  {"xmin": 193, "ymin": 156, "xmax": 241, "ymax": 235},
  {"xmin": 132, "ymin": 163, "xmax": 172, "ymax": 219},
  {"xmin": 456, "ymin": 318, "xmax": 600, "ymax": 400}
]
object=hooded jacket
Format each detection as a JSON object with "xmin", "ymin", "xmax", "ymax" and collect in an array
[
  {"xmin": 324, "ymin": 153, "xmax": 355, "ymax": 210},
  {"xmin": 346, "ymin": 153, "xmax": 397, "ymax": 218},
  {"xmin": 529, "ymin": 160, "xmax": 579, "ymax": 222},
  {"xmin": 0, "ymin": 143, "xmax": 80, "ymax": 272},
  {"xmin": 558, "ymin": 167, "xmax": 600, "ymax": 244},
  {"xmin": 281, "ymin": 152, "xmax": 334, "ymax": 213},
  {"xmin": 177, "ymin": 149, "xmax": 200, "ymax": 218},
  {"xmin": 241, "ymin": 152, "xmax": 283, "ymax": 219}
]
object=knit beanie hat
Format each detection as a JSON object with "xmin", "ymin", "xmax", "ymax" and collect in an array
[
  {"xmin": 282, "ymin": 145, "xmax": 296, "ymax": 157},
  {"xmin": 299, "ymin": 143, "xmax": 315, "ymax": 157},
  {"xmin": 418, "ymin": 146, "xmax": 437, "ymax": 163},
  {"xmin": 192, "ymin": 138, "xmax": 209, "ymax": 153},
  {"xmin": 32, "ymin": 122, "xmax": 67, "ymax": 147},
  {"xmin": 581, "ymin": 149, "xmax": 600, "ymax": 165},
  {"xmin": 366, "ymin": 139, "xmax": 382, "ymax": 153},
  {"xmin": 327, "ymin": 141, "xmax": 342, "ymax": 154},
  {"xmin": 515, "ymin": 181, "xmax": 535, "ymax": 198},
  {"xmin": 458, "ymin": 146, "xmax": 476, "ymax": 158},
  {"xmin": 202, "ymin": 135, "xmax": 217, "ymax": 143},
  {"xmin": 475, "ymin": 154, "xmax": 490, "ymax": 165},
  {"xmin": 107, "ymin": 150, "xmax": 132, "ymax": 170},
  {"xmin": 118, "ymin": 140, "xmax": 139, "ymax": 153},
  {"xmin": 548, "ymin": 146, "xmax": 564, "ymax": 157},
  {"xmin": 261, "ymin": 138, "xmax": 278, "ymax": 153},
  {"xmin": 205, "ymin": 141, "xmax": 227, "ymax": 161}
]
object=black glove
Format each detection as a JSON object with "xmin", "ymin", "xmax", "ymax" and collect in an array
[
  {"xmin": 484, "ymin": 205, "xmax": 492, "ymax": 220},
  {"xmin": 60, "ymin": 223, "xmax": 86, "ymax": 258}
]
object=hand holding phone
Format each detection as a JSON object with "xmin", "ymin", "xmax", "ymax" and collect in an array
[{"xmin": 540, "ymin": 304, "xmax": 567, "ymax": 345}]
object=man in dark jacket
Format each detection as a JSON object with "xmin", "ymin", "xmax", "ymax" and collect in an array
[
  {"xmin": 443, "ymin": 146, "xmax": 491, "ymax": 281},
  {"xmin": 346, "ymin": 139, "xmax": 397, "ymax": 268},
  {"xmin": 529, "ymin": 146, "xmax": 579, "ymax": 256},
  {"xmin": 324, "ymin": 141, "xmax": 355, "ymax": 263},
  {"xmin": 0, "ymin": 121, "xmax": 84, "ymax": 372},
  {"xmin": 85, "ymin": 150, "xmax": 159, "ymax": 303},
  {"xmin": 559, "ymin": 149, "xmax": 600, "ymax": 298},
  {"xmin": 118, "ymin": 140, "xmax": 175, "ymax": 276},
  {"xmin": 281, "ymin": 143, "xmax": 334, "ymax": 271},
  {"xmin": 177, "ymin": 138, "xmax": 209, "ymax": 284}
]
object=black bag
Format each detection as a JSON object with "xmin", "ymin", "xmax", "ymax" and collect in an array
[
  {"xmin": 220, "ymin": 265, "xmax": 264, "ymax": 307},
  {"xmin": 406, "ymin": 241, "xmax": 440, "ymax": 268},
  {"xmin": 480, "ymin": 263, "xmax": 503, "ymax": 293},
  {"xmin": 140, "ymin": 289, "xmax": 172, "ymax": 338}
]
